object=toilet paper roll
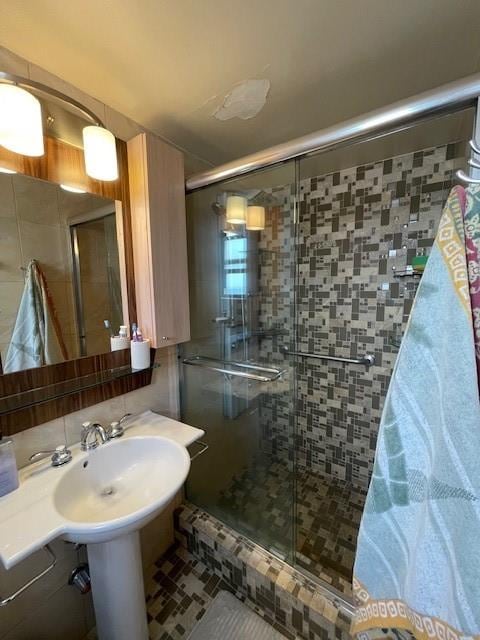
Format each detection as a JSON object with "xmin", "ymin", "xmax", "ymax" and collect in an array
[
  {"xmin": 110, "ymin": 336, "xmax": 130, "ymax": 352},
  {"xmin": 130, "ymin": 339, "xmax": 151, "ymax": 370}
]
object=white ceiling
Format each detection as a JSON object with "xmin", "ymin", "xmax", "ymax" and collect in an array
[{"xmin": 1, "ymin": 0, "xmax": 480, "ymax": 171}]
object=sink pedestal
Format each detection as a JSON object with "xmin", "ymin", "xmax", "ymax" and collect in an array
[{"xmin": 87, "ymin": 531, "xmax": 149, "ymax": 640}]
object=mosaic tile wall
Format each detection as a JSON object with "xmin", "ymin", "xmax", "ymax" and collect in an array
[{"xmin": 257, "ymin": 141, "xmax": 466, "ymax": 489}]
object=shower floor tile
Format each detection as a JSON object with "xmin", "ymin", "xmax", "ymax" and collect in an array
[
  {"xmin": 217, "ymin": 456, "xmax": 367, "ymax": 596},
  {"xmin": 145, "ymin": 545, "xmax": 295, "ymax": 640}
]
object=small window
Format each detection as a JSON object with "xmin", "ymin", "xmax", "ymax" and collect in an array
[{"xmin": 223, "ymin": 236, "xmax": 247, "ymax": 296}]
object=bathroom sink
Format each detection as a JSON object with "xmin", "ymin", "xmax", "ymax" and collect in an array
[
  {"xmin": 53, "ymin": 435, "xmax": 190, "ymax": 543},
  {"xmin": 0, "ymin": 411, "xmax": 204, "ymax": 640}
]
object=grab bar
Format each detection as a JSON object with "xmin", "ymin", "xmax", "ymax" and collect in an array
[
  {"xmin": 281, "ymin": 346, "xmax": 375, "ymax": 367},
  {"xmin": 183, "ymin": 356, "xmax": 285, "ymax": 382},
  {"xmin": 1, "ymin": 544, "xmax": 57, "ymax": 606}
]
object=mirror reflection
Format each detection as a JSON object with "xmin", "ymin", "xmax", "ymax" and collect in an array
[{"xmin": 0, "ymin": 172, "xmax": 125, "ymax": 373}]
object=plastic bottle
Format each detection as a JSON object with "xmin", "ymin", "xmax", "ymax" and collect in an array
[{"xmin": 0, "ymin": 438, "xmax": 19, "ymax": 497}]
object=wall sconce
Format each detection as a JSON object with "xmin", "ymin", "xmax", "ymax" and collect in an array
[
  {"xmin": 83, "ymin": 126, "xmax": 118, "ymax": 181},
  {"xmin": 0, "ymin": 84, "xmax": 44, "ymax": 156},
  {"xmin": 0, "ymin": 72, "xmax": 118, "ymax": 182},
  {"xmin": 246, "ymin": 205, "xmax": 265, "ymax": 230},
  {"xmin": 226, "ymin": 195, "xmax": 247, "ymax": 224}
]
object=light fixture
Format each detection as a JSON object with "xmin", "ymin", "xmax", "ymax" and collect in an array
[
  {"xmin": 0, "ymin": 84, "xmax": 44, "ymax": 156},
  {"xmin": 0, "ymin": 167, "xmax": 17, "ymax": 174},
  {"xmin": 0, "ymin": 72, "xmax": 119, "ymax": 183},
  {"xmin": 246, "ymin": 205, "xmax": 265, "ymax": 230},
  {"xmin": 226, "ymin": 195, "xmax": 247, "ymax": 224},
  {"xmin": 83, "ymin": 126, "xmax": 118, "ymax": 181},
  {"xmin": 60, "ymin": 184, "xmax": 87, "ymax": 194}
]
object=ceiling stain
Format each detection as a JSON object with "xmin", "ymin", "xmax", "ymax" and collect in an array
[{"xmin": 213, "ymin": 79, "xmax": 270, "ymax": 121}]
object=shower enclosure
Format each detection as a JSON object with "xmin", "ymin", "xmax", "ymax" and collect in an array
[{"xmin": 180, "ymin": 108, "xmax": 474, "ymax": 602}]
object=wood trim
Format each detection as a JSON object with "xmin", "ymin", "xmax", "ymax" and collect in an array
[
  {"xmin": 0, "ymin": 135, "xmax": 124, "ymax": 199},
  {"xmin": 0, "ymin": 348, "xmax": 156, "ymax": 436}
]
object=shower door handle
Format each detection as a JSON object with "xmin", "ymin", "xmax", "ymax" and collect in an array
[
  {"xmin": 183, "ymin": 356, "xmax": 286, "ymax": 381},
  {"xmin": 281, "ymin": 346, "xmax": 375, "ymax": 367}
]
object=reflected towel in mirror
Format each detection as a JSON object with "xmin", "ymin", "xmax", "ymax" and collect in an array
[{"xmin": 3, "ymin": 260, "xmax": 68, "ymax": 373}]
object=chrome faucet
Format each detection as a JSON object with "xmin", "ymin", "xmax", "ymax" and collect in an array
[{"xmin": 81, "ymin": 422, "xmax": 109, "ymax": 451}]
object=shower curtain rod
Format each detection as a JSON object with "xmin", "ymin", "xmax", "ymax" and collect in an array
[{"xmin": 186, "ymin": 72, "xmax": 480, "ymax": 192}]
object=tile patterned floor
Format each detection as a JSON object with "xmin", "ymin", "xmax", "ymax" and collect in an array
[
  {"xmin": 295, "ymin": 470, "xmax": 366, "ymax": 595},
  {"xmin": 217, "ymin": 455, "xmax": 367, "ymax": 596},
  {"xmin": 85, "ymin": 543, "xmax": 294, "ymax": 640}
]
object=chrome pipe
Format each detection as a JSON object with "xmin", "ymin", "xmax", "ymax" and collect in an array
[
  {"xmin": 456, "ymin": 169, "xmax": 480, "ymax": 184},
  {"xmin": 186, "ymin": 72, "xmax": 480, "ymax": 191},
  {"xmin": 468, "ymin": 158, "xmax": 480, "ymax": 170},
  {"xmin": 0, "ymin": 71, "xmax": 105, "ymax": 127},
  {"xmin": 470, "ymin": 139, "xmax": 480, "ymax": 156}
]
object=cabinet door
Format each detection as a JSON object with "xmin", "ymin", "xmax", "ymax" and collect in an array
[{"xmin": 128, "ymin": 133, "xmax": 190, "ymax": 348}]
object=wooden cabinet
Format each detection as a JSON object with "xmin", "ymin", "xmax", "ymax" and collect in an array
[{"xmin": 127, "ymin": 133, "xmax": 190, "ymax": 348}]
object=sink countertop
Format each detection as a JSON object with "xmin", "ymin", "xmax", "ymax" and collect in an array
[{"xmin": 0, "ymin": 411, "xmax": 204, "ymax": 569}]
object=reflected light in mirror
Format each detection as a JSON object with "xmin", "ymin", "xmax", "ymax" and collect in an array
[
  {"xmin": 226, "ymin": 195, "xmax": 247, "ymax": 224},
  {"xmin": 83, "ymin": 126, "xmax": 119, "ymax": 181},
  {"xmin": 246, "ymin": 205, "xmax": 265, "ymax": 230},
  {"xmin": 60, "ymin": 184, "xmax": 87, "ymax": 194},
  {"xmin": 0, "ymin": 84, "xmax": 44, "ymax": 156}
]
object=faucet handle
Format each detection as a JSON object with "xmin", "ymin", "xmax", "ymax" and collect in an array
[
  {"xmin": 30, "ymin": 445, "xmax": 72, "ymax": 467},
  {"xmin": 108, "ymin": 421, "xmax": 124, "ymax": 439},
  {"xmin": 107, "ymin": 413, "xmax": 132, "ymax": 439}
]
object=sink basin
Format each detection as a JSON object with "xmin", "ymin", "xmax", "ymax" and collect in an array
[{"xmin": 53, "ymin": 435, "xmax": 190, "ymax": 544}]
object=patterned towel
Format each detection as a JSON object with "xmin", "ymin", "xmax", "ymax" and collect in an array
[{"xmin": 352, "ymin": 186, "xmax": 480, "ymax": 640}]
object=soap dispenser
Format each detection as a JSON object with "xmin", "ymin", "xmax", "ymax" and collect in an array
[{"xmin": 0, "ymin": 433, "xmax": 19, "ymax": 497}]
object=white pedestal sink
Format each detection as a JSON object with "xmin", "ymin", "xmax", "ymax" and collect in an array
[
  {"xmin": 87, "ymin": 532, "xmax": 148, "ymax": 640},
  {"xmin": 0, "ymin": 412, "xmax": 204, "ymax": 640},
  {"xmin": 52, "ymin": 435, "xmax": 191, "ymax": 640}
]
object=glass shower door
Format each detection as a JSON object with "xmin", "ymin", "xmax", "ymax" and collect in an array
[
  {"xmin": 181, "ymin": 107, "xmax": 474, "ymax": 602},
  {"xmin": 293, "ymin": 112, "xmax": 473, "ymax": 596},
  {"xmin": 181, "ymin": 162, "xmax": 297, "ymax": 561}
]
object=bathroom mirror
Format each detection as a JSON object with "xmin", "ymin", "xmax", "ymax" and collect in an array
[
  {"xmin": 0, "ymin": 134, "xmax": 158, "ymax": 437},
  {"xmin": 0, "ymin": 172, "xmax": 128, "ymax": 373}
]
